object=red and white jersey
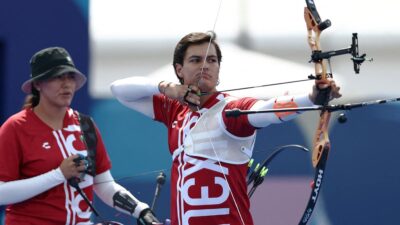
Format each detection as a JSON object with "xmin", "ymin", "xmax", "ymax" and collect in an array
[
  {"xmin": 154, "ymin": 93, "xmax": 258, "ymax": 225},
  {"xmin": 0, "ymin": 108, "xmax": 111, "ymax": 225}
]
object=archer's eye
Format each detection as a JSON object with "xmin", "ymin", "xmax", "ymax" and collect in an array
[
  {"xmin": 53, "ymin": 72, "xmax": 76, "ymax": 81},
  {"xmin": 207, "ymin": 57, "xmax": 218, "ymax": 63},
  {"xmin": 189, "ymin": 57, "xmax": 202, "ymax": 63},
  {"xmin": 66, "ymin": 73, "xmax": 76, "ymax": 80}
]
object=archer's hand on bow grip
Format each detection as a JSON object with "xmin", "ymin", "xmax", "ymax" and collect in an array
[{"xmin": 309, "ymin": 79, "xmax": 342, "ymax": 105}]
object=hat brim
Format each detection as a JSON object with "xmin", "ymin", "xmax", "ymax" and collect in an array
[{"xmin": 21, "ymin": 65, "xmax": 87, "ymax": 94}]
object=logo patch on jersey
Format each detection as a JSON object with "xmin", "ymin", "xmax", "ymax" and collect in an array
[
  {"xmin": 42, "ymin": 142, "xmax": 51, "ymax": 150},
  {"xmin": 172, "ymin": 120, "xmax": 178, "ymax": 128}
]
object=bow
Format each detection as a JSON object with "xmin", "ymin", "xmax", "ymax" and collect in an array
[
  {"xmin": 298, "ymin": 1, "xmax": 334, "ymax": 224},
  {"xmin": 299, "ymin": 1, "xmax": 370, "ymax": 223},
  {"xmin": 224, "ymin": 0, "xmax": 373, "ymax": 224}
]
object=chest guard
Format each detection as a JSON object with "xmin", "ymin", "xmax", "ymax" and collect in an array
[{"xmin": 183, "ymin": 97, "xmax": 256, "ymax": 164}]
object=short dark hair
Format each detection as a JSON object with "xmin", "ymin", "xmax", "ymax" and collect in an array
[{"xmin": 172, "ymin": 31, "xmax": 222, "ymax": 84}]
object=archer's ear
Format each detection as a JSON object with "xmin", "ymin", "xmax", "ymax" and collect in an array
[{"xmin": 175, "ymin": 63, "xmax": 183, "ymax": 79}]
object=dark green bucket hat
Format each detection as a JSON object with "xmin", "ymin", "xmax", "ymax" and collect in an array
[{"xmin": 21, "ymin": 47, "xmax": 87, "ymax": 93}]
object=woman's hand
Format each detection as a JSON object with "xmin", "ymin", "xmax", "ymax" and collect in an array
[{"xmin": 59, "ymin": 154, "xmax": 86, "ymax": 179}]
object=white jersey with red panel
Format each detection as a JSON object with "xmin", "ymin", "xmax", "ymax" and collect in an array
[
  {"xmin": 0, "ymin": 108, "xmax": 112, "ymax": 225},
  {"xmin": 154, "ymin": 93, "xmax": 258, "ymax": 225}
]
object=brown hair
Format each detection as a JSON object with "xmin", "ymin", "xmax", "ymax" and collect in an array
[
  {"xmin": 172, "ymin": 31, "xmax": 222, "ymax": 84},
  {"xmin": 22, "ymin": 85, "xmax": 40, "ymax": 109}
]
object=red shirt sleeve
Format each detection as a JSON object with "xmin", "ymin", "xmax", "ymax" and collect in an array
[
  {"xmin": 0, "ymin": 117, "xmax": 22, "ymax": 181},
  {"xmin": 223, "ymin": 97, "xmax": 259, "ymax": 137},
  {"xmin": 153, "ymin": 94, "xmax": 183, "ymax": 127}
]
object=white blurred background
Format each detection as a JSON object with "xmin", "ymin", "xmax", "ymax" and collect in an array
[{"xmin": 90, "ymin": 0, "xmax": 400, "ymax": 101}]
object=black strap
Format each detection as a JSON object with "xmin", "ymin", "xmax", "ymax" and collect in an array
[
  {"xmin": 71, "ymin": 112, "xmax": 104, "ymax": 221},
  {"xmin": 78, "ymin": 112, "xmax": 97, "ymax": 176}
]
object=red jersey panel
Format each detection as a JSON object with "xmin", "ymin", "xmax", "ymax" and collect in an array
[
  {"xmin": 0, "ymin": 108, "xmax": 111, "ymax": 225},
  {"xmin": 154, "ymin": 93, "xmax": 258, "ymax": 225}
]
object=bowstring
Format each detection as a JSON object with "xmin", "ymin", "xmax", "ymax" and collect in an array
[
  {"xmin": 92, "ymin": 168, "xmax": 170, "ymax": 186},
  {"xmin": 195, "ymin": 1, "xmax": 246, "ymax": 224},
  {"xmin": 198, "ymin": 0, "xmax": 223, "ymax": 80}
]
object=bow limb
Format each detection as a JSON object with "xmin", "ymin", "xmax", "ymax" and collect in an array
[
  {"xmin": 312, "ymin": 112, "xmax": 331, "ymax": 167},
  {"xmin": 299, "ymin": 2, "xmax": 332, "ymax": 225},
  {"xmin": 304, "ymin": 2, "xmax": 332, "ymax": 168}
]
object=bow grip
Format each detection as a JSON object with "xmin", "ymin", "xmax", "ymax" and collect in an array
[{"xmin": 314, "ymin": 86, "xmax": 331, "ymax": 106}]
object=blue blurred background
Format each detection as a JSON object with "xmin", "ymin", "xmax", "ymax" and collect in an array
[{"xmin": 1, "ymin": 1, "xmax": 400, "ymax": 225}]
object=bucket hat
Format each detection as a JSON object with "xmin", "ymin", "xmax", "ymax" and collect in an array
[{"xmin": 21, "ymin": 47, "xmax": 87, "ymax": 93}]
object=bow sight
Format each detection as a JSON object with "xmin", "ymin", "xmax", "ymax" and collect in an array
[
  {"xmin": 306, "ymin": 0, "xmax": 372, "ymax": 74},
  {"xmin": 310, "ymin": 33, "xmax": 373, "ymax": 74}
]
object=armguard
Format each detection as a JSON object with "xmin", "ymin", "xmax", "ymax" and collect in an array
[{"xmin": 112, "ymin": 190, "xmax": 138, "ymax": 215}]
